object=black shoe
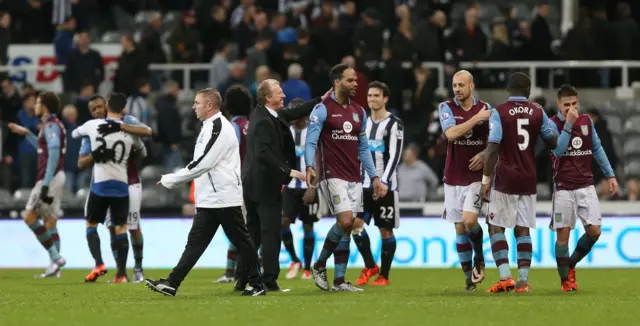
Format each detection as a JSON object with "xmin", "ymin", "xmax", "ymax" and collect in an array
[
  {"xmin": 265, "ymin": 282, "xmax": 281, "ymax": 292},
  {"xmin": 145, "ymin": 278, "xmax": 177, "ymax": 297},
  {"xmin": 234, "ymin": 279, "xmax": 248, "ymax": 292},
  {"xmin": 241, "ymin": 285, "xmax": 266, "ymax": 296},
  {"xmin": 465, "ymin": 279, "xmax": 477, "ymax": 292}
]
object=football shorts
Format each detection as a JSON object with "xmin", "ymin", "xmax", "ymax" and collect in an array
[
  {"xmin": 26, "ymin": 171, "xmax": 65, "ymax": 219},
  {"xmin": 551, "ymin": 185, "xmax": 602, "ymax": 230}
]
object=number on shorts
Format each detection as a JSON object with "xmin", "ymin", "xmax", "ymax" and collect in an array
[
  {"xmin": 308, "ymin": 203, "xmax": 319, "ymax": 216},
  {"xmin": 128, "ymin": 212, "xmax": 139, "ymax": 224},
  {"xmin": 517, "ymin": 118, "xmax": 529, "ymax": 151},
  {"xmin": 379, "ymin": 206, "xmax": 394, "ymax": 220},
  {"xmin": 474, "ymin": 194, "xmax": 481, "ymax": 208},
  {"xmin": 96, "ymin": 137, "xmax": 127, "ymax": 163}
]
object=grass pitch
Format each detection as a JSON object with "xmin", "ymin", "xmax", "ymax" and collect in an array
[{"xmin": 0, "ymin": 268, "xmax": 637, "ymax": 326}]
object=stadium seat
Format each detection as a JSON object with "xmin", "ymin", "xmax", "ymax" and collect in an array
[
  {"xmin": 140, "ymin": 165, "xmax": 166, "ymax": 185},
  {"xmin": 605, "ymin": 115, "xmax": 622, "ymax": 135},
  {"xmin": 624, "ymin": 161, "xmax": 640, "ymax": 179},
  {"xmin": 12, "ymin": 188, "xmax": 32, "ymax": 206},
  {"xmin": 536, "ymin": 183, "xmax": 551, "ymax": 200},
  {"xmin": 622, "ymin": 137, "xmax": 640, "ymax": 158},
  {"xmin": 142, "ymin": 187, "xmax": 168, "ymax": 208},
  {"xmin": 0, "ymin": 189, "xmax": 13, "ymax": 206},
  {"xmin": 101, "ymin": 31, "xmax": 122, "ymax": 43},
  {"xmin": 623, "ymin": 116, "xmax": 640, "ymax": 136},
  {"xmin": 431, "ymin": 185, "xmax": 445, "ymax": 201}
]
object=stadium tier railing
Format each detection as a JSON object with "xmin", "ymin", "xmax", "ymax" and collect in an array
[{"xmin": 3, "ymin": 60, "xmax": 640, "ymax": 96}]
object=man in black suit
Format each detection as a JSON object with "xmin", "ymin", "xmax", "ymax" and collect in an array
[{"xmin": 239, "ymin": 79, "xmax": 328, "ymax": 291}]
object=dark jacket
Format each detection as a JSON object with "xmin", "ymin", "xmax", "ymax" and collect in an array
[{"xmin": 242, "ymin": 98, "xmax": 321, "ymax": 204}]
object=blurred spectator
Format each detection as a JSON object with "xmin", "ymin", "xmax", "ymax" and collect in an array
[
  {"xmin": 126, "ymin": 78, "xmax": 153, "ymax": 128},
  {"xmin": 209, "ymin": 41, "xmax": 232, "ymax": 89},
  {"xmin": 513, "ymin": 20, "xmax": 534, "ymax": 60},
  {"xmin": 22, "ymin": 83, "xmax": 36, "ymax": 97},
  {"xmin": 61, "ymin": 104, "xmax": 81, "ymax": 192},
  {"xmin": 1, "ymin": 78, "xmax": 22, "ymax": 126},
  {"xmin": 612, "ymin": 2, "xmax": 639, "ymax": 61},
  {"xmin": 52, "ymin": 0, "xmax": 73, "ymax": 25},
  {"xmin": 218, "ymin": 61, "xmax": 246, "ymax": 95},
  {"xmin": 530, "ymin": 1, "xmax": 555, "ymax": 86},
  {"xmin": 16, "ymin": 94, "xmax": 39, "ymax": 188},
  {"xmin": 113, "ymin": 33, "xmax": 149, "ymax": 96},
  {"xmin": 249, "ymin": 65, "xmax": 270, "ymax": 99},
  {"xmin": 353, "ymin": 8, "xmax": 384, "ymax": 63},
  {"xmin": 245, "ymin": 33, "xmax": 271, "ymax": 85},
  {"xmin": 168, "ymin": 10, "xmax": 201, "ymax": 65},
  {"xmin": 404, "ymin": 67, "xmax": 435, "ymax": 144},
  {"xmin": 64, "ymin": 31, "xmax": 104, "ymax": 93},
  {"xmin": 591, "ymin": 5, "xmax": 613, "ymax": 87},
  {"xmin": 586, "ymin": 108, "xmax": 619, "ymax": 199},
  {"xmin": 139, "ymin": 11, "xmax": 167, "ymax": 65},
  {"xmin": 155, "ymin": 80, "xmax": 183, "ymax": 170},
  {"xmin": 485, "ymin": 23, "xmax": 512, "ymax": 87},
  {"xmin": 201, "ymin": 6, "xmax": 231, "ymax": 62},
  {"xmin": 295, "ymin": 29, "xmax": 315, "ymax": 77},
  {"xmin": 338, "ymin": 1, "xmax": 358, "ymax": 44},
  {"xmin": 281, "ymin": 63, "xmax": 311, "ymax": 106},
  {"xmin": 74, "ymin": 82, "xmax": 96, "ymax": 124},
  {"xmin": 497, "ymin": 5, "xmax": 520, "ymax": 43},
  {"xmin": 413, "ymin": 10, "xmax": 446, "ymax": 63},
  {"xmin": 341, "ymin": 56, "xmax": 368, "ymax": 108},
  {"xmin": 390, "ymin": 5, "xmax": 416, "ymax": 63},
  {"xmin": 232, "ymin": 4, "xmax": 257, "ymax": 57},
  {"xmin": 230, "ymin": 0, "xmax": 255, "ymax": 29},
  {"xmin": 0, "ymin": 12, "xmax": 9, "ymax": 67},
  {"xmin": 446, "ymin": 5, "xmax": 486, "ymax": 63},
  {"xmin": 53, "ymin": 16, "xmax": 76, "ymax": 66},
  {"xmin": 397, "ymin": 144, "xmax": 439, "ymax": 202}
]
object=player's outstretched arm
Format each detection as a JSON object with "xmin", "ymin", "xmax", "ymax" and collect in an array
[
  {"xmin": 480, "ymin": 109, "xmax": 502, "ymax": 201},
  {"xmin": 281, "ymin": 97, "xmax": 322, "ymax": 122},
  {"xmin": 120, "ymin": 123, "xmax": 152, "ymax": 137},
  {"xmin": 305, "ymin": 104, "xmax": 327, "ymax": 187},
  {"xmin": 540, "ymin": 112, "xmax": 558, "ymax": 150},
  {"xmin": 160, "ymin": 130, "xmax": 229, "ymax": 189},
  {"xmin": 7, "ymin": 123, "xmax": 38, "ymax": 148}
]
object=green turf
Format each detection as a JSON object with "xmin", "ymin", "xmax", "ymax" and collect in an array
[{"xmin": 0, "ymin": 268, "xmax": 637, "ymax": 326}]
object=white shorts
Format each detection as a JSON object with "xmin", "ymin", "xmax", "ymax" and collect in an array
[
  {"xmin": 551, "ymin": 185, "xmax": 602, "ymax": 230},
  {"xmin": 442, "ymin": 182, "xmax": 482, "ymax": 223},
  {"xmin": 318, "ymin": 178, "xmax": 363, "ymax": 217},
  {"xmin": 26, "ymin": 171, "xmax": 65, "ymax": 219},
  {"xmin": 105, "ymin": 183, "xmax": 142, "ymax": 230},
  {"xmin": 487, "ymin": 189, "xmax": 536, "ymax": 229}
]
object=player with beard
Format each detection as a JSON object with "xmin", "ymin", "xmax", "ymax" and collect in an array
[
  {"xmin": 305, "ymin": 64, "xmax": 383, "ymax": 292},
  {"xmin": 548, "ymin": 85, "xmax": 618, "ymax": 291},
  {"xmin": 77, "ymin": 95, "xmax": 152, "ymax": 283},
  {"xmin": 7, "ymin": 92, "xmax": 67, "ymax": 278},
  {"xmin": 351, "ymin": 82, "xmax": 403, "ymax": 287},
  {"xmin": 480, "ymin": 73, "xmax": 557, "ymax": 293},
  {"xmin": 437, "ymin": 71, "xmax": 491, "ymax": 291}
]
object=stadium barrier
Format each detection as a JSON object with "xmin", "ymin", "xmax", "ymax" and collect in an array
[
  {"xmin": 3, "ymin": 44, "xmax": 640, "ymax": 96},
  {"xmin": 1, "ymin": 215, "xmax": 638, "ymax": 269}
]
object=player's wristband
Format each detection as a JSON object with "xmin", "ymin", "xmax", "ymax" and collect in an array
[{"xmin": 482, "ymin": 175, "xmax": 491, "ymax": 185}]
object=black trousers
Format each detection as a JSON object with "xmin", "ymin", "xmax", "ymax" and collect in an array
[
  {"xmin": 168, "ymin": 206, "xmax": 261, "ymax": 288},
  {"xmin": 241, "ymin": 196, "xmax": 282, "ymax": 285}
]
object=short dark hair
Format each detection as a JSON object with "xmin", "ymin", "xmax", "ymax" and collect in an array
[
  {"xmin": 368, "ymin": 81, "xmax": 390, "ymax": 97},
  {"xmin": 38, "ymin": 92, "xmax": 62, "ymax": 115},
  {"xmin": 329, "ymin": 63, "xmax": 352, "ymax": 85},
  {"xmin": 556, "ymin": 84, "xmax": 578, "ymax": 99},
  {"xmin": 224, "ymin": 85, "xmax": 252, "ymax": 117},
  {"xmin": 107, "ymin": 93, "xmax": 127, "ymax": 113},
  {"xmin": 89, "ymin": 94, "xmax": 105, "ymax": 103},
  {"xmin": 507, "ymin": 72, "xmax": 531, "ymax": 97},
  {"xmin": 23, "ymin": 93, "xmax": 36, "ymax": 103},
  {"xmin": 288, "ymin": 98, "xmax": 305, "ymax": 108},
  {"xmin": 135, "ymin": 78, "xmax": 149, "ymax": 90}
]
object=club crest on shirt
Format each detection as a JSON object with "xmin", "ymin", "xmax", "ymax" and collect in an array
[
  {"xmin": 581, "ymin": 125, "xmax": 589, "ymax": 136},
  {"xmin": 464, "ymin": 129, "xmax": 473, "ymax": 138},
  {"xmin": 352, "ymin": 113, "xmax": 360, "ymax": 123}
]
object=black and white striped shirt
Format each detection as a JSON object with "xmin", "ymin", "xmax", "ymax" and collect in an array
[
  {"xmin": 362, "ymin": 113, "xmax": 404, "ymax": 191},
  {"xmin": 286, "ymin": 125, "xmax": 308, "ymax": 189}
]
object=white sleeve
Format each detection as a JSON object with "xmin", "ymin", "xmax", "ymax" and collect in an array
[
  {"xmin": 133, "ymin": 136, "xmax": 147, "ymax": 157},
  {"xmin": 381, "ymin": 121, "xmax": 404, "ymax": 184},
  {"xmin": 159, "ymin": 123, "xmax": 228, "ymax": 189},
  {"xmin": 71, "ymin": 122, "xmax": 89, "ymax": 139}
]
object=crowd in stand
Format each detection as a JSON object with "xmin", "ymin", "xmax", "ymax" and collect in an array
[{"xmin": 1, "ymin": 0, "xmax": 639, "ymax": 202}]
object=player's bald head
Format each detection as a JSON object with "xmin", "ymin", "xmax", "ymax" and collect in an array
[{"xmin": 453, "ymin": 70, "xmax": 473, "ymax": 84}]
